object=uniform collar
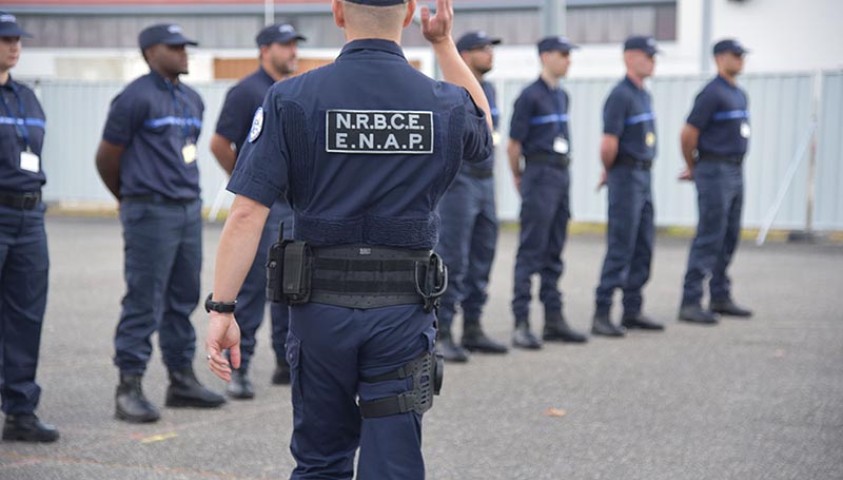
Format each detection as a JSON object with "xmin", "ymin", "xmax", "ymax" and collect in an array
[
  {"xmin": 535, "ymin": 76, "xmax": 560, "ymax": 93},
  {"xmin": 257, "ymin": 66, "xmax": 276, "ymax": 84},
  {"xmin": 716, "ymin": 74, "xmax": 737, "ymax": 89},
  {"xmin": 148, "ymin": 69, "xmax": 181, "ymax": 91},
  {"xmin": 0, "ymin": 73, "xmax": 17, "ymax": 90},
  {"xmin": 338, "ymin": 39, "xmax": 406, "ymax": 60},
  {"xmin": 623, "ymin": 75, "xmax": 644, "ymax": 91}
]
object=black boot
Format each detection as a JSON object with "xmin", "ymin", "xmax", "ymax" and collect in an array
[
  {"xmin": 165, "ymin": 367, "xmax": 226, "ymax": 408},
  {"xmin": 2, "ymin": 414, "xmax": 59, "ymax": 443},
  {"xmin": 710, "ymin": 298, "xmax": 753, "ymax": 317},
  {"xmin": 591, "ymin": 312, "xmax": 626, "ymax": 337},
  {"xmin": 436, "ymin": 329, "xmax": 469, "ymax": 363},
  {"xmin": 621, "ymin": 313, "xmax": 665, "ymax": 331},
  {"xmin": 512, "ymin": 320, "xmax": 542, "ymax": 350},
  {"xmin": 544, "ymin": 311, "xmax": 589, "ymax": 343},
  {"xmin": 226, "ymin": 367, "xmax": 255, "ymax": 400},
  {"xmin": 461, "ymin": 320, "xmax": 508, "ymax": 354},
  {"xmin": 272, "ymin": 358, "xmax": 291, "ymax": 385},
  {"xmin": 115, "ymin": 374, "xmax": 160, "ymax": 423},
  {"xmin": 678, "ymin": 304, "xmax": 719, "ymax": 325}
]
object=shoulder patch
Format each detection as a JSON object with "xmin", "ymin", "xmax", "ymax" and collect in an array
[
  {"xmin": 248, "ymin": 107, "xmax": 264, "ymax": 143},
  {"xmin": 325, "ymin": 110, "xmax": 434, "ymax": 154}
]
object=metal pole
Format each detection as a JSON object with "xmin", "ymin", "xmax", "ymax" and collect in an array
[
  {"xmin": 264, "ymin": 0, "xmax": 275, "ymax": 26},
  {"xmin": 803, "ymin": 72, "xmax": 823, "ymax": 237},
  {"xmin": 543, "ymin": 0, "xmax": 567, "ymax": 36},
  {"xmin": 701, "ymin": 0, "xmax": 712, "ymax": 74}
]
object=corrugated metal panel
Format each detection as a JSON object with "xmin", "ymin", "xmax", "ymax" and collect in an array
[
  {"xmin": 815, "ymin": 71, "xmax": 843, "ymax": 230},
  {"xmin": 33, "ymin": 71, "xmax": 840, "ymax": 230}
]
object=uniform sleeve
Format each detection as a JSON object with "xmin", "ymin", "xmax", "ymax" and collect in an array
[
  {"xmin": 460, "ymin": 90, "xmax": 493, "ymax": 164},
  {"xmin": 215, "ymin": 84, "xmax": 251, "ymax": 147},
  {"xmin": 102, "ymin": 91, "xmax": 144, "ymax": 146},
  {"xmin": 508, "ymin": 91, "xmax": 532, "ymax": 142},
  {"xmin": 602, "ymin": 89, "xmax": 627, "ymax": 137},
  {"xmin": 227, "ymin": 90, "xmax": 289, "ymax": 207},
  {"xmin": 686, "ymin": 87, "xmax": 717, "ymax": 130}
]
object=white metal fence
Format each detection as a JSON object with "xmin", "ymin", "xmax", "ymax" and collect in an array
[{"xmin": 33, "ymin": 70, "xmax": 843, "ymax": 230}]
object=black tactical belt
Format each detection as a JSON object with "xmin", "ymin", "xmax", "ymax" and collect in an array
[
  {"xmin": 698, "ymin": 154, "xmax": 744, "ymax": 165},
  {"xmin": 0, "ymin": 190, "xmax": 41, "ymax": 210},
  {"xmin": 121, "ymin": 194, "xmax": 198, "ymax": 205},
  {"xmin": 461, "ymin": 165, "xmax": 494, "ymax": 179},
  {"xmin": 615, "ymin": 155, "xmax": 653, "ymax": 170},
  {"xmin": 525, "ymin": 152, "xmax": 570, "ymax": 168}
]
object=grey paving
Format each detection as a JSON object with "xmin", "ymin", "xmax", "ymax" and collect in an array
[{"xmin": 1, "ymin": 216, "xmax": 841, "ymax": 480}]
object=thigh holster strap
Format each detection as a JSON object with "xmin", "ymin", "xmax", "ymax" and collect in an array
[{"xmin": 358, "ymin": 351, "xmax": 443, "ymax": 419}]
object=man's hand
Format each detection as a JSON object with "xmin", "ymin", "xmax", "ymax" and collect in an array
[
  {"xmin": 206, "ymin": 312, "xmax": 241, "ymax": 382},
  {"xmin": 421, "ymin": 0, "xmax": 453, "ymax": 45},
  {"xmin": 678, "ymin": 168, "xmax": 694, "ymax": 181},
  {"xmin": 512, "ymin": 171, "xmax": 522, "ymax": 196},
  {"xmin": 596, "ymin": 168, "xmax": 608, "ymax": 191}
]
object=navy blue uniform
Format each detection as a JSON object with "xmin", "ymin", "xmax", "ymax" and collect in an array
[
  {"xmin": 229, "ymin": 39, "xmax": 490, "ymax": 479},
  {"xmin": 435, "ymin": 80, "xmax": 498, "ymax": 333},
  {"xmin": 509, "ymin": 78, "xmax": 572, "ymax": 322},
  {"xmin": 215, "ymin": 67, "xmax": 293, "ymax": 370},
  {"xmin": 682, "ymin": 75, "xmax": 750, "ymax": 306},
  {"xmin": 0, "ymin": 76, "xmax": 49, "ymax": 416},
  {"xmin": 595, "ymin": 77, "xmax": 656, "ymax": 316},
  {"xmin": 103, "ymin": 71, "xmax": 205, "ymax": 375}
]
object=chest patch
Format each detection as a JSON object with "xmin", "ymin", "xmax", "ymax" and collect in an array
[{"xmin": 325, "ymin": 110, "xmax": 434, "ymax": 154}]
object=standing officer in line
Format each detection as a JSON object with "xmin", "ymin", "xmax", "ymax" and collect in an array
[
  {"xmin": 507, "ymin": 36, "xmax": 588, "ymax": 350},
  {"xmin": 434, "ymin": 30, "xmax": 508, "ymax": 363},
  {"xmin": 210, "ymin": 24, "xmax": 305, "ymax": 399},
  {"xmin": 0, "ymin": 12, "xmax": 59, "ymax": 443},
  {"xmin": 591, "ymin": 36, "xmax": 665, "ymax": 337},
  {"xmin": 205, "ymin": 0, "xmax": 492, "ymax": 477},
  {"xmin": 95, "ymin": 24, "xmax": 225, "ymax": 423},
  {"xmin": 678, "ymin": 39, "xmax": 753, "ymax": 325}
]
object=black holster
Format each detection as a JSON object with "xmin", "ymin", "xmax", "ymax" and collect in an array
[{"xmin": 266, "ymin": 223, "xmax": 312, "ymax": 305}]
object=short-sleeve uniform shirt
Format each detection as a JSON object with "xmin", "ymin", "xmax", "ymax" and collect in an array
[{"xmin": 687, "ymin": 75, "xmax": 750, "ymax": 157}]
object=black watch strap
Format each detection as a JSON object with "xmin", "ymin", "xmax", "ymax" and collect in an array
[{"xmin": 204, "ymin": 293, "xmax": 236, "ymax": 313}]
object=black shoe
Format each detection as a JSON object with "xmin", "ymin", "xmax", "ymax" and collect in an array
[
  {"xmin": 272, "ymin": 359, "xmax": 291, "ymax": 385},
  {"xmin": 710, "ymin": 299, "xmax": 753, "ymax": 317},
  {"xmin": 543, "ymin": 312, "xmax": 589, "ymax": 343},
  {"xmin": 226, "ymin": 368, "xmax": 255, "ymax": 400},
  {"xmin": 115, "ymin": 374, "xmax": 160, "ymax": 423},
  {"xmin": 436, "ymin": 331, "xmax": 470, "ymax": 363},
  {"xmin": 512, "ymin": 322, "xmax": 542, "ymax": 350},
  {"xmin": 591, "ymin": 313, "xmax": 626, "ymax": 337},
  {"xmin": 165, "ymin": 367, "xmax": 226, "ymax": 408},
  {"xmin": 2, "ymin": 414, "xmax": 59, "ymax": 443},
  {"xmin": 461, "ymin": 324, "xmax": 508, "ymax": 354},
  {"xmin": 678, "ymin": 304, "xmax": 719, "ymax": 325},
  {"xmin": 621, "ymin": 313, "xmax": 665, "ymax": 331}
]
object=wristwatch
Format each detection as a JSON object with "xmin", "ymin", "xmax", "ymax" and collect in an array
[{"xmin": 204, "ymin": 293, "xmax": 236, "ymax": 314}]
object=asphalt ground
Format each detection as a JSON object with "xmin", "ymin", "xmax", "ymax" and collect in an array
[{"xmin": 1, "ymin": 216, "xmax": 842, "ymax": 480}]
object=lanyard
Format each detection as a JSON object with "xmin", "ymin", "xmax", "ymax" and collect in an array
[
  {"xmin": 0, "ymin": 83, "xmax": 30, "ymax": 148},
  {"xmin": 167, "ymin": 83, "xmax": 193, "ymax": 142}
]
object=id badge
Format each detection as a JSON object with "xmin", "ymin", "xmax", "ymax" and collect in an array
[
  {"xmin": 20, "ymin": 150, "xmax": 40, "ymax": 173},
  {"xmin": 740, "ymin": 122, "xmax": 751, "ymax": 139},
  {"xmin": 182, "ymin": 142, "xmax": 197, "ymax": 164},
  {"xmin": 553, "ymin": 136, "xmax": 569, "ymax": 155}
]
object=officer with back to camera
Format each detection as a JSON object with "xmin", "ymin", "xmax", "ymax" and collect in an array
[
  {"xmin": 508, "ymin": 36, "xmax": 588, "ymax": 350},
  {"xmin": 210, "ymin": 23, "xmax": 306, "ymax": 399},
  {"xmin": 434, "ymin": 30, "xmax": 508, "ymax": 363},
  {"xmin": 205, "ymin": 0, "xmax": 492, "ymax": 477},
  {"xmin": 678, "ymin": 39, "xmax": 753, "ymax": 325},
  {"xmin": 591, "ymin": 36, "xmax": 665, "ymax": 337},
  {"xmin": 95, "ymin": 23, "xmax": 225, "ymax": 423},
  {"xmin": 0, "ymin": 12, "xmax": 59, "ymax": 443}
]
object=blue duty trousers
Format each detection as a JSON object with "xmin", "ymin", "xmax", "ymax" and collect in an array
[
  {"xmin": 286, "ymin": 303, "xmax": 435, "ymax": 480},
  {"xmin": 236, "ymin": 200, "xmax": 293, "ymax": 370},
  {"xmin": 114, "ymin": 198, "xmax": 202, "ymax": 374},
  {"xmin": 512, "ymin": 163, "xmax": 570, "ymax": 323},
  {"xmin": 435, "ymin": 172, "xmax": 498, "ymax": 331},
  {"xmin": 0, "ymin": 203, "xmax": 49, "ymax": 415},
  {"xmin": 682, "ymin": 161, "xmax": 744, "ymax": 306},
  {"xmin": 595, "ymin": 165, "xmax": 654, "ymax": 316}
]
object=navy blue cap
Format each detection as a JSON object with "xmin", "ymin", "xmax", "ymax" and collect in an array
[
  {"xmin": 456, "ymin": 31, "xmax": 501, "ymax": 52},
  {"xmin": 256, "ymin": 24, "xmax": 306, "ymax": 46},
  {"xmin": 345, "ymin": 0, "xmax": 407, "ymax": 5},
  {"xmin": 537, "ymin": 35, "xmax": 577, "ymax": 54},
  {"xmin": 0, "ymin": 12, "xmax": 32, "ymax": 38},
  {"xmin": 713, "ymin": 38, "xmax": 749, "ymax": 56},
  {"xmin": 624, "ymin": 35, "xmax": 659, "ymax": 56},
  {"xmin": 138, "ymin": 24, "xmax": 198, "ymax": 50}
]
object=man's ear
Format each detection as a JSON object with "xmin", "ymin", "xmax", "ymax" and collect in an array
[
  {"xmin": 332, "ymin": 0, "xmax": 346, "ymax": 28},
  {"xmin": 403, "ymin": 0, "xmax": 417, "ymax": 28}
]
